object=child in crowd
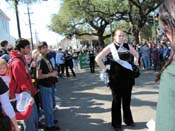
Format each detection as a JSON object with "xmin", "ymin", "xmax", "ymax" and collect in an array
[
  {"xmin": 0, "ymin": 58, "xmax": 10, "ymax": 87},
  {"xmin": 0, "ymin": 58, "xmax": 33, "ymax": 120}
]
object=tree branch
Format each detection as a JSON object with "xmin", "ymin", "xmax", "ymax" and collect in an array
[
  {"xmin": 145, "ymin": 1, "xmax": 163, "ymax": 15},
  {"xmin": 129, "ymin": 0, "xmax": 140, "ymax": 8}
]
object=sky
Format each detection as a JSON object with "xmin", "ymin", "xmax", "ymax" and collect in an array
[{"xmin": 0, "ymin": 0, "xmax": 64, "ymax": 45}]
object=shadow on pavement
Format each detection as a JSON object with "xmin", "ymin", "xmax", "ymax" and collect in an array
[
  {"xmin": 122, "ymin": 122, "xmax": 147, "ymax": 130},
  {"xmin": 131, "ymin": 98, "xmax": 157, "ymax": 109},
  {"xmin": 132, "ymin": 91, "xmax": 158, "ymax": 95},
  {"xmin": 54, "ymin": 69, "xmax": 157, "ymax": 131},
  {"xmin": 55, "ymin": 71, "xmax": 113, "ymax": 131},
  {"xmin": 135, "ymin": 70, "xmax": 159, "ymax": 89}
]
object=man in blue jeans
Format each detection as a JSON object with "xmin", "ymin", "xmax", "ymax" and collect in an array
[
  {"xmin": 140, "ymin": 43, "xmax": 151, "ymax": 70},
  {"xmin": 36, "ymin": 41, "xmax": 59, "ymax": 131}
]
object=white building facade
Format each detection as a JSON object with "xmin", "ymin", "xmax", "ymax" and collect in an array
[{"xmin": 0, "ymin": 9, "xmax": 15, "ymax": 44}]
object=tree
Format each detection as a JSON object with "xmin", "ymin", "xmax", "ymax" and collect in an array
[
  {"xmin": 127, "ymin": 0, "xmax": 163, "ymax": 44},
  {"xmin": 50, "ymin": 0, "xmax": 163, "ymax": 46},
  {"xmin": 50, "ymin": 0, "xmax": 128, "ymax": 46}
]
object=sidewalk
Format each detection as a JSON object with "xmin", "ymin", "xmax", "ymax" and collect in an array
[{"xmin": 54, "ymin": 69, "xmax": 159, "ymax": 131}]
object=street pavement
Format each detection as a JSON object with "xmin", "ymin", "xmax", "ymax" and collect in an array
[{"xmin": 54, "ymin": 68, "xmax": 159, "ymax": 131}]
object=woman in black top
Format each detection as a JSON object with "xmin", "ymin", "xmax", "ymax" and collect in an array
[{"xmin": 95, "ymin": 29, "xmax": 139, "ymax": 131}]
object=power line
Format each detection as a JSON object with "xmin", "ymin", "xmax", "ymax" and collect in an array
[
  {"xmin": 4, "ymin": 1, "xmax": 27, "ymax": 25},
  {"xmin": 5, "ymin": 0, "xmax": 15, "ymax": 9}
]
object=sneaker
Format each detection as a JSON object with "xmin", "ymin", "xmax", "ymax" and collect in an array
[
  {"xmin": 45, "ymin": 126, "xmax": 60, "ymax": 131},
  {"xmin": 54, "ymin": 119, "xmax": 58, "ymax": 124},
  {"xmin": 39, "ymin": 114, "xmax": 45, "ymax": 121},
  {"xmin": 53, "ymin": 105, "xmax": 60, "ymax": 111},
  {"xmin": 38, "ymin": 129, "xmax": 44, "ymax": 131},
  {"xmin": 126, "ymin": 122, "xmax": 136, "ymax": 127},
  {"xmin": 112, "ymin": 124, "xmax": 121, "ymax": 131},
  {"xmin": 38, "ymin": 122, "xmax": 45, "ymax": 129},
  {"xmin": 113, "ymin": 127, "xmax": 121, "ymax": 131}
]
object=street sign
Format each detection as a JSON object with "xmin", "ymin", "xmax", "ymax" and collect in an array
[{"xmin": 79, "ymin": 54, "xmax": 90, "ymax": 69}]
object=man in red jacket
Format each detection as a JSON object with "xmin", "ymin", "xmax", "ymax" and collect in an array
[{"xmin": 9, "ymin": 38, "xmax": 38, "ymax": 131}]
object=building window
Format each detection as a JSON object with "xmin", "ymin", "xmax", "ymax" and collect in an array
[
  {"xmin": 1, "ymin": 19, "xmax": 8, "ymax": 32},
  {"xmin": 0, "ymin": 17, "xmax": 2, "ymax": 30}
]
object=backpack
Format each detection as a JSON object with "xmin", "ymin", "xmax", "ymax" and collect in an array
[
  {"xmin": 8, "ymin": 57, "xmax": 26, "ymax": 80},
  {"xmin": 8, "ymin": 57, "xmax": 27, "ymax": 104}
]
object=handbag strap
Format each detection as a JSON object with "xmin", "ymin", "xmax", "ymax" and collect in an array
[
  {"xmin": 41, "ymin": 55, "xmax": 53, "ymax": 73},
  {"xmin": 109, "ymin": 43, "xmax": 133, "ymax": 71}
]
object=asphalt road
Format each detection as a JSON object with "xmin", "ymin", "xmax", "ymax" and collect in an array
[{"xmin": 54, "ymin": 69, "xmax": 159, "ymax": 131}]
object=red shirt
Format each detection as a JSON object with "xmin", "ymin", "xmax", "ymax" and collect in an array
[{"xmin": 9, "ymin": 51, "xmax": 37, "ymax": 99}]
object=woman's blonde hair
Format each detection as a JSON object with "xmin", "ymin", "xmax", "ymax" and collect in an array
[{"xmin": 0, "ymin": 58, "xmax": 8, "ymax": 75}]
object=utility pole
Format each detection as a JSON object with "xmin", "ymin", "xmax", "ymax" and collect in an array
[
  {"xmin": 6, "ymin": 0, "xmax": 21, "ymax": 38},
  {"xmin": 25, "ymin": 5, "xmax": 34, "ymax": 49},
  {"xmin": 14, "ymin": 0, "xmax": 21, "ymax": 38}
]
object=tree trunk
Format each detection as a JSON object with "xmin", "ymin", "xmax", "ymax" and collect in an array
[
  {"xmin": 132, "ymin": 29, "xmax": 140, "ymax": 45},
  {"xmin": 97, "ymin": 30, "xmax": 105, "ymax": 47},
  {"xmin": 98, "ymin": 36, "xmax": 105, "ymax": 47}
]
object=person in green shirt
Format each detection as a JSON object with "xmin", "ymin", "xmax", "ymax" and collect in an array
[{"xmin": 156, "ymin": 0, "xmax": 175, "ymax": 131}]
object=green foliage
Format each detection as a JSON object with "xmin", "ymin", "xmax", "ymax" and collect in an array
[
  {"xmin": 140, "ymin": 24, "xmax": 153, "ymax": 40},
  {"xmin": 112, "ymin": 21, "xmax": 130, "ymax": 33},
  {"xmin": 50, "ymin": 0, "xmax": 128, "ymax": 38},
  {"xmin": 50, "ymin": 0, "xmax": 162, "ymax": 45},
  {"xmin": 50, "ymin": 0, "xmax": 89, "ymax": 37},
  {"xmin": 127, "ymin": 0, "xmax": 162, "ymax": 44}
]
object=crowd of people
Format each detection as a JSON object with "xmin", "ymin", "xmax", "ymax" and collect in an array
[
  {"xmin": 95, "ymin": 0, "xmax": 175, "ymax": 131},
  {"xmin": 136, "ymin": 38, "xmax": 172, "ymax": 72},
  {"xmin": 0, "ymin": 40, "xmax": 60, "ymax": 131},
  {"xmin": 95, "ymin": 28, "xmax": 173, "ymax": 131},
  {"xmin": 0, "ymin": 0, "xmax": 175, "ymax": 131},
  {"xmin": 0, "ymin": 38, "xmax": 101, "ymax": 131},
  {"xmin": 0, "ymin": 33, "xmax": 173, "ymax": 131}
]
